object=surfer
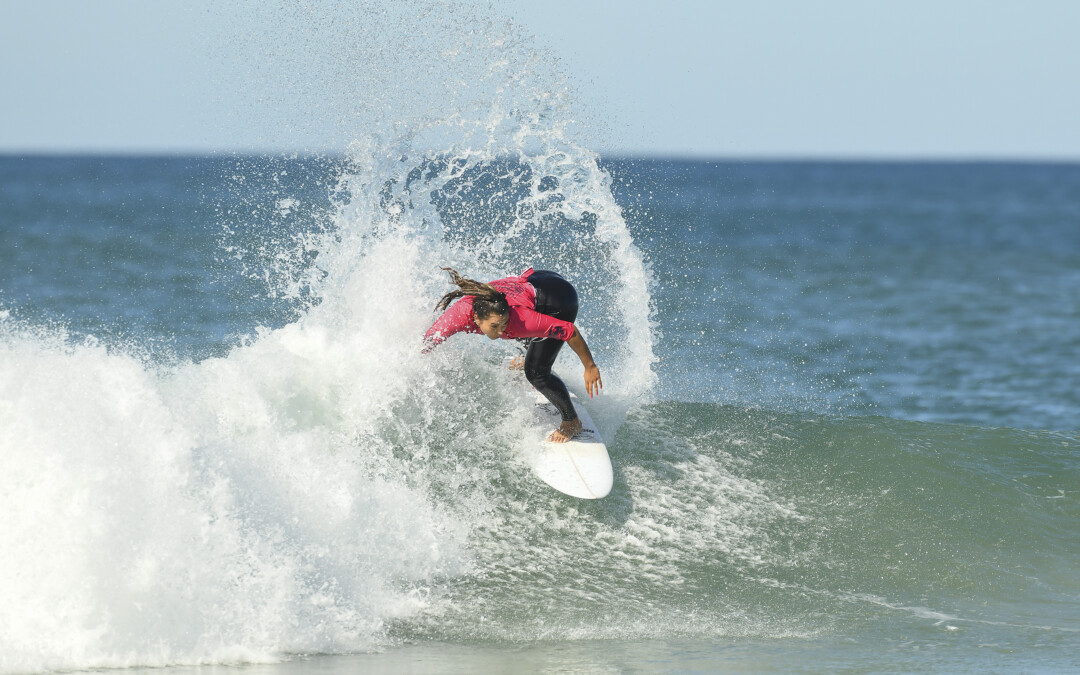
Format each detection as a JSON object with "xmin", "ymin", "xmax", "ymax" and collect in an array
[{"xmin": 423, "ymin": 267, "xmax": 603, "ymax": 443}]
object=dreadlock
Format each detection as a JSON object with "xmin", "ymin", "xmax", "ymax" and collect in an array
[{"xmin": 435, "ymin": 267, "xmax": 510, "ymax": 319}]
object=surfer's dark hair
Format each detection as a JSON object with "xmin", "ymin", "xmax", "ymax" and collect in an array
[{"xmin": 435, "ymin": 267, "xmax": 510, "ymax": 319}]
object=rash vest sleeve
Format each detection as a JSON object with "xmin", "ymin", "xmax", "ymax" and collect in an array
[{"xmin": 422, "ymin": 297, "xmax": 478, "ymax": 351}]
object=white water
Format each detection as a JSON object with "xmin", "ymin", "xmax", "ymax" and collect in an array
[{"xmin": 0, "ymin": 5, "xmax": 657, "ymax": 671}]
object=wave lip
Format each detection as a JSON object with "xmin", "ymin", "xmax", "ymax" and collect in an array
[{"xmin": 0, "ymin": 3, "xmax": 659, "ymax": 670}]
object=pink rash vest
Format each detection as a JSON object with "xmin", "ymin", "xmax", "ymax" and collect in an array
[{"xmin": 423, "ymin": 268, "xmax": 576, "ymax": 349}]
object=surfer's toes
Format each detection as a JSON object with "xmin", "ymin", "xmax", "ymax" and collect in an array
[{"xmin": 548, "ymin": 419, "xmax": 583, "ymax": 443}]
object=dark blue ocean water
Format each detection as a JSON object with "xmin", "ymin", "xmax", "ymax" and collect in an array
[
  {"xmin": 5, "ymin": 157, "xmax": 1078, "ymax": 429},
  {"xmin": 606, "ymin": 159, "xmax": 1080, "ymax": 430},
  {"xmin": 1, "ymin": 155, "xmax": 1078, "ymax": 674}
]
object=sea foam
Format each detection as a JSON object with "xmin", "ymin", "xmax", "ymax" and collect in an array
[{"xmin": 0, "ymin": 4, "xmax": 657, "ymax": 670}]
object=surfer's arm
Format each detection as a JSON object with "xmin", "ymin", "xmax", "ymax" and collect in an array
[
  {"xmin": 422, "ymin": 299, "xmax": 475, "ymax": 352},
  {"xmin": 567, "ymin": 326, "xmax": 603, "ymax": 398}
]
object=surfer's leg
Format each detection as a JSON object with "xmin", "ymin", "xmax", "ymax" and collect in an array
[
  {"xmin": 523, "ymin": 270, "xmax": 580, "ymax": 423},
  {"xmin": 524, "ymin": 339, "xmax": 576, "ymax": 421}
]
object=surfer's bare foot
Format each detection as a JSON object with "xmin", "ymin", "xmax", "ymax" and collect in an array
[{"xmin": 547, "ymin": 418, "xmax": 582, "ymax": 443}]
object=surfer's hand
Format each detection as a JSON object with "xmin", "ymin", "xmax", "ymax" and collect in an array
[
  {"xmin": 509, "ymin": 355, "xmax": 524, "ymax": 370},
  {"xmin": 584, "ymin": 364, "xmax": 603, "ymax": 398}
]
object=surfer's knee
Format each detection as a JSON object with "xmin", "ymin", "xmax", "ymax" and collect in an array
[{"xmin": 524, "ymin": 366, "xmax": 550, "ymax": 389}]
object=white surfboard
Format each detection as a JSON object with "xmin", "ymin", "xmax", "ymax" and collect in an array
[{"xmin": 528, "ymin": 391, "xmax": 612, "ymax": 499}]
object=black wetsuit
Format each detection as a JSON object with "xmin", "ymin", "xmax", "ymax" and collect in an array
[{"xmin": 523, "ymin": 270, "xmax": 579, "ymax": 422}]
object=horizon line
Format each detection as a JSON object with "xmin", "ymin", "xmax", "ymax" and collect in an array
[{"xmin": 3, "ymin": 149, "xmax": 1080, "ymax": 166}]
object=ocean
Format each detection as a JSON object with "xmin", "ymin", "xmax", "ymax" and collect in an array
[
  {"xmin": 2, "ymin": 153, "xmax": 1078, "ymax": 674},
  {"xmin": 2, "ymin": 8, "xmax": 1079, "ymax": 670}
]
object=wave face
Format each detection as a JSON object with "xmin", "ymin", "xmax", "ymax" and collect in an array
[
  {"xmin": 3, "ymin": 357, "xmax": 1078, "ymax": 671},
  {"xmin": 388, "ymin": 403, "xmax": 1080, "ymax": 646}
]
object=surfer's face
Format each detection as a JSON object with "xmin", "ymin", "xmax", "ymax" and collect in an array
[{"xmin": 474, "ymin": 312, "xmax": 509, "ymax": 339}]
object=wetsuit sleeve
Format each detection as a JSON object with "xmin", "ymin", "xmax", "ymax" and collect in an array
[
  {"xmin": 514, "ymin": 307, "xmax": 575, "ymax": 341},
  {"xmin": 423, "ymin": 299, "xmax": 477, "ymax": 351}
]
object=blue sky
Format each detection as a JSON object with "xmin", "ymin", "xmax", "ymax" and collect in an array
[{"xmin": 2, "ymin": 1, "xmax": 1078, "ymax": 158}]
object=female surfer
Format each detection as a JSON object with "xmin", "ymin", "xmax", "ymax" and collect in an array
[{"xmin": 423, "ymin": 267, "xmax": 602, "ymax": 443}]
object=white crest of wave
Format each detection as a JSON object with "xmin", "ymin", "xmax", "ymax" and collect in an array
[
  {"xmin": 0, "ymin": 309, "xmax": 472, "ymax": 672},
  {"xmin": 0, "ymin": 2, "xmax": 659, "ymax": 670}
]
